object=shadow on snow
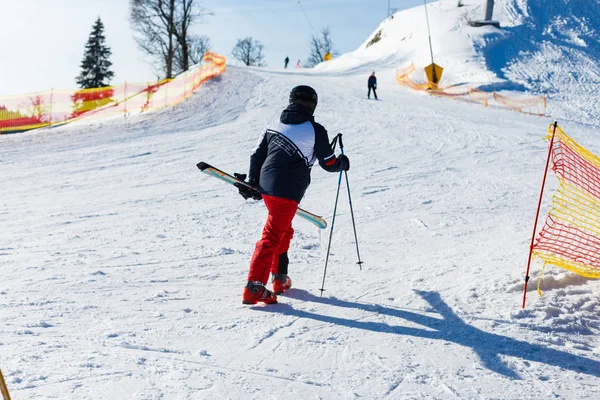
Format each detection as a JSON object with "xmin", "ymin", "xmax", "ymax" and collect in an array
[
  {"xmin": 255, "ymin": 289, "xmax": 600, "ymax": 380},
  {"xmin": 476, "ymin": 0, "xmax": 600, "ymax": 93}
]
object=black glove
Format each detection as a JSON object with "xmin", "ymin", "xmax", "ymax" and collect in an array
[
  {"xmin": 233, "ymin": 173, "xmax": 262, "ymax": 200},
  {"xmin": 338, "ymin": 154, "xmax": 350, "ymax": 171}
]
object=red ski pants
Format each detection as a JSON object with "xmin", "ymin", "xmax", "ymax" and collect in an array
[{"xmin": 247, "ymin": 195, "xmax": 298, "ymax": 284}]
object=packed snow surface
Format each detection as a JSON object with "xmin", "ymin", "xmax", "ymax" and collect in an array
[
  {"xmin": 2, "ymin": 63, "xmax": 600, "ymax": 399},
  {"xmin": 2, "ymin": 1, "xmax": 600, "ymax": 399}
]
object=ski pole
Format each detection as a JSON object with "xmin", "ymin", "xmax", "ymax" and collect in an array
[
  {"xmin": 338, "ymin": 134, "xmax": 363, "ymax": 270},
  {"xmin": 330, "ymin": 133, "xmax": 339, "ymax": 149},
  {"xmin": 320, "ymin": 134, "xmax": 343, "ymax": 296}
]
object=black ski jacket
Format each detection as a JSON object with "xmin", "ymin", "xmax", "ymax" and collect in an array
[{"xmin": 248, "ymin": 104, "xmax": 347, "ymax": 203}]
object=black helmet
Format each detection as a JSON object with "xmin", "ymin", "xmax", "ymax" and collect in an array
[{"xmin": 289, "ymin": 85, "xmax": 318, "ymax": 111}]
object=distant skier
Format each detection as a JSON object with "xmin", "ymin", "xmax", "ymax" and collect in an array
[
  {"xmin": 236, "ymin": 85, "xmax": 350, "ymax": 304},
  {"xmin": 368, "ymin": 72, "xmax": 377, "ymax": 100},
  {"xmin": 284, "ymin": 56, "xmax": 290, "ymax": 68},
  {"xmin": 296, "ymin": 59, "xmax": 301, "ymax": 68}
]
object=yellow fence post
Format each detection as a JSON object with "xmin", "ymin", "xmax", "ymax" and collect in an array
[
  {"xmin": 49, "ymin": 88, "xmax": 54, "ymax": 127},
  {"xmin": 184, "ymin": 72, "xmax": 188, "ymax": 100},
  {"xmin": 124, "ymin": 81, "xmax": 128, "ymax": 116},
  {"xmin": 164, "ymin": 80, "xmax": 168, "ymax": 108},
  {"xmin": 0, "ymin": 368, "xmax": 11, "ymax": 400}
]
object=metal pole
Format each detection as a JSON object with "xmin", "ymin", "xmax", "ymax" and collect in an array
[
  {"xmin": 338, "ymin": 135, "xmax": 363, "ymax": 270},
  {"xmin": 423, "ymin": 0, "xmax": 435, "ymax": 67},
  {"xmin": 485, "ymin": 0, "xmax": 495, "ymax": 21},
  {"xmin": 423, "ymin": 0, "xmax": 437, "ymax": 83},
  {"xmin": 522, "ymin": 121, "xmax": 558, "ymax": 308},
  {"xmin": 388, "ymin": 0, "xmax": 391, "ymax": 17},
  {"xmin": 320, "ymin": 157, "xmax": 343, "ymax": 296}
]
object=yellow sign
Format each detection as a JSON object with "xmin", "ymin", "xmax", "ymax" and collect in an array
[
  {"xmin": 424, "ymin": 63, "xmax": 443, "ymax": 86},
  {"xmin": 323, "ymin": 52, "xmax": 332, "ymax": 61}
]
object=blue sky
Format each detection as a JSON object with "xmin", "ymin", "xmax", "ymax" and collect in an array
[{"xmin": 0, "ymin": 0, "xmax": 423, "ymax": 95}]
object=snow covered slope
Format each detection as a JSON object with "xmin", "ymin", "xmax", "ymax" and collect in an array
[
  {"xmin": 481, "ymin": 0, "xmax": 600, "ymax": 124},
  {"xmin": 315, "ymin": 0, "xmax": 600, "ymax": 125},
  {"xmin": 314, "ymin": 0, "xmax": 496, "ymax": 86},
  {"xmin": 2, "ymin": 60, "xmax": 600, "ymax": 399}
]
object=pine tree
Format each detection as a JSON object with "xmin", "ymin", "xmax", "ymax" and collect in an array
[{"xmin": 76, "ymin": 18, "xmax": 115, "ymax": 89}]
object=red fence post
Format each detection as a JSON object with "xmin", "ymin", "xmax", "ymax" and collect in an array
[{"xmin": 522, "ymin": 121, "xmax": 558, "ymax": 308}]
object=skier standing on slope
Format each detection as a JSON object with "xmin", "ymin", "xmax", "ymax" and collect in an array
[
  {"xmin": 236, "ymin": 85, "xmax": 350, "ymax": 305},
  {"xmin": 368, "ymin": 72, "xmax": 378, "ymax": 100}
]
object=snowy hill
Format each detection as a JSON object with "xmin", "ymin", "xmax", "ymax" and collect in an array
[
  {"xmin": 2, "ymin": 61, "xmax": 600, "ymax": 398},
  {"xmin": 316, "ymin": 0, "xmax": 600, "ymax": 125},
  {"xmin": 314, "ymin": 0, "xmax": 496, "ymax": 86},
  {"xmin": 480, "ymin": 0, "xmax": 600, "ymax": 124}
]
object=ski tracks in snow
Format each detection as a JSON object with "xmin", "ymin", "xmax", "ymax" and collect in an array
[{"xmin": 2, "ymin": 64, "xmax": 600, "ymax": 398}]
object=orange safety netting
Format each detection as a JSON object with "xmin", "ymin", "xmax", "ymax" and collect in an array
[
  {"xmin": 493, "ymin": 92, "xmax": 546, "ymax": 116},
  {"xmin": 0, "ymin": 51, "xmax": 226, "ymax": 133},
  {"xmin": 532, "ymin": 125, "xmax": 600, "ymax": 278},
  {"xmin": 396, "ymin": 63, "xmax": 433, "ymax": 91},
  {"xmin": 396, "ymin": 63, "xmax": 489, "ymax": 106},
  {"xmin": 395, "ymin": 63, "xmax": 549, "ymax": 114}
]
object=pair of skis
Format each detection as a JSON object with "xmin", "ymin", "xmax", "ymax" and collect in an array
[{"xmin": 196, "ymin": 162, "xmax": 327, "ymax": 229}]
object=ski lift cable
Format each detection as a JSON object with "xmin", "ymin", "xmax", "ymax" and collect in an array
[{"xmin": 296, "ymin": 0, "xmax": 318, "ymax": 37}]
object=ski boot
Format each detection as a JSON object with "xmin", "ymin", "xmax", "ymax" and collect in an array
[
  {"xmin": 272, "ymin": 274, "xmax": 292, "ymax": 295},
  {"xmin": 242, "ymin": 281, "xmax": 277, "ymax": 305}
]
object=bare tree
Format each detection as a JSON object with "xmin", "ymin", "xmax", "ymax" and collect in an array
[
  {"xmin": 130, "ymin": 0, "xmax": 176, "ymax": 78},
  {"xmin": 232, "ymin": 37, "xmax": 265, "ymax": 66},
  {"xmin": 307, "ymin": 36, "xmax": 324, "ymax": 68},
  {"xmin": 173, "ymin": 0, "xmax": 212, "ymax": 72},
  {"xmin": 176, "ymin": 34, "xmax": 211, "ymax": 69},
  {"xmin": 306, "ymin": 27, "xmax": 337, "ymax": 67},
  {"xmin": 130, "ymin": 0, "xmax": 211, "ymax": 78},
  {"xmin": 321, "ymin": 28, "xmax": 336, "ymax": 56}
]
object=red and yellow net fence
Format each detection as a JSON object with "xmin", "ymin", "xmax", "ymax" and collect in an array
[
  {"xmin": 396, "ymin": 63, "xmax": 546, "ymax": 115},
  {"xmin": 532, "ymin": 125, "xmax": 600, "ymax": 279},
  {"xmin": 0, "ymin": 51, "xmax": 226, "ymax": 133},
  {"xmin": 492, "ymin": 92, "xmax": 546, "ymax": 116}
]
